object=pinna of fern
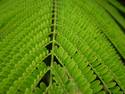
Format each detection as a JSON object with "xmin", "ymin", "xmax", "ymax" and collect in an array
[{"xmin": 0, "ymin": 0, "xmax": 125, "ymax": 94}]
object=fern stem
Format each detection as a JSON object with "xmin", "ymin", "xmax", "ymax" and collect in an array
[{"xmin": 50, "ymin": 0, "xmax": 57, "ymax": 87}]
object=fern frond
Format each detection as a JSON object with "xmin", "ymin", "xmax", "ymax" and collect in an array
[
  {"xmin": 0, "ymin": 0, "xmax": 125, "ymax": 93},
  {"xmin": 95, "ymin": 0, "xmax": 125, "ymax": 29},
  {"xmin": 107, "ymin": 0, "xmax": 125, "ymax": 13}
]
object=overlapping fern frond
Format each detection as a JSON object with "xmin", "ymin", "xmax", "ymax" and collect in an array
[{"xmin": 0, "ymin": 0, "xmax": 125, "ymax": 94}]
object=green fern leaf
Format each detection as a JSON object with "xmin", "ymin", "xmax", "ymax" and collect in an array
[{"xmin": 0, "ymin": 0, "xmax": 125, "ymax": 94}]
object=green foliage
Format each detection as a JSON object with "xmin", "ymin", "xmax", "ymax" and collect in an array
[{"xmin": 0, "ymin": 0, "xmax": 125, "ymax": 94}]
